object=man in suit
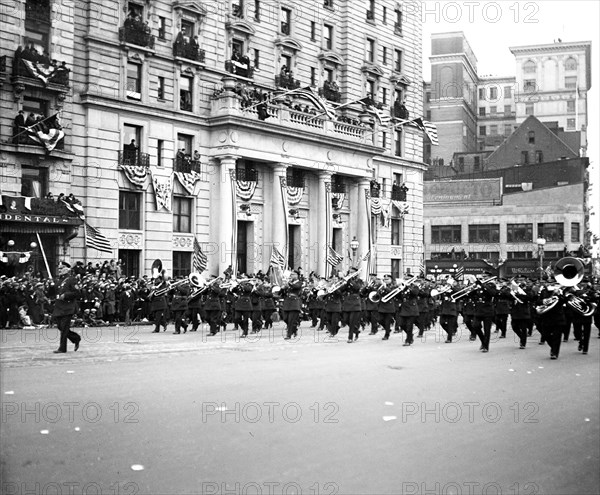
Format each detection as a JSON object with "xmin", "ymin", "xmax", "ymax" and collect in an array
[{"xmin": 53, "ymin": 262, "xmax": 81, "ymax": 353}]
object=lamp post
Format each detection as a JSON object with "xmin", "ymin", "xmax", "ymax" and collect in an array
[
  {"xmin": 536, "ymin": 237, "xmax": 546, "ymax": 280},
  {"xmin": 350, "ymin": 236, "xmax": 359, "ymax": 267}
]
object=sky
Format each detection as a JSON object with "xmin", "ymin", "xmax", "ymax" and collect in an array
[{"xmin": 420, "ymin": 0, "xmax": 600, "ymax": 246}]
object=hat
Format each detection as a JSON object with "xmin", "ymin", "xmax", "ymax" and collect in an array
[{"xmin": 60, "ymin": 261, "xmax": 71, "ymax": 268}]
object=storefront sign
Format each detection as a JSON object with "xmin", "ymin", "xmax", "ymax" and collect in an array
[
  {"xmin": 424, "ymin": 179, "xmax": 502, "ymax": 203},
  {"xmin": 0, "ymin": 213, "xmax": 80, "ymax": 225}
]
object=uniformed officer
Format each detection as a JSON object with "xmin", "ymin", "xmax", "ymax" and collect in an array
[
  {"xmin": 472, "ymin": 275, "xmax": 497, "ymax": 352},
  {"xmin": 52, "ymin": 262, "xmax": 81, "ymax": 353},
  {"xmin": 282, "ymin": 272, "xmax": 304, "ymax": 339},
  {"xmin": 341, "ymin": 268, "xmax": 364, "ymax": 343}
]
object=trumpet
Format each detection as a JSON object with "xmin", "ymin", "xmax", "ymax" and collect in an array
[
  {"xmin": 450, "ymin": 276, "xmax": 497, "ymax": 302},
  {"xmin": 380, "ymin": 275, "xmax": 418, "ymax": 303}
]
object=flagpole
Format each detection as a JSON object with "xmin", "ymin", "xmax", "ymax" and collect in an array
[
  {"xmin": 35, "ymin": 233, "xmax": 53, "ymax": 280},
  {"xmin": 12, "ymin": 112, "xmax": 61, "ymax": 141}
]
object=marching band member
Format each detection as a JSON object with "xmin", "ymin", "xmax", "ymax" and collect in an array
[
  {"xmin": 234, "ymin": 278, "xmax": 253, "ymax": 338},
  {"xmin": 363, "ymin": 274, "xmax": 381, "ymax": 335},
  {"xmin": 571, "ymin": 277, "xmax": 598, "ymax": 355},
  {"xmin": 415, "ymin": 281, "xmax": 431, "ymax": 338},
  {"xmin": 260, "ymin": 280, "xmax": 277, "ymax": 330},
  {"xmin": 396, "ymin": 279, "xmax": 420, "ymax": 346},
  {"xmin": 341, "ymin": 267, "xmax": 364, "ymax": 343},
  {"xmin": 472, "ymin": 275, "xmax": 497, "ymax": 353},
  {"xmin": 510, "ymin": 278, "xmax": 535, "ymax": 349},
  {"xmin": 282, "ymin": 271, "xmax": 304, "ymax": 339},
  {"xmin": 187, "ymin": 285, "xmax": 202, "ymax": 332},
  {"xmin": 439, "ymin": 281, "xmax": 459, "ymax": 343},
  {"xmin": 170, "ymin": 280, "xmax": 190, "ymax": 334},
  {"xmin": 537, "ymin": 280, "xmax": 568, "ymax": 359},
  {"xmin": 52, "ymin": 262, "xmax": 82, "ymax": 353},
  {"xmin": 150, "ymin": 275, "xmax": 168, "ymax": 333},
  {"xmin": 462, "ymin": 291, "xmax": 477, "ymax": 341},
  {"xmin": 379, "ymin": 274, "xmax": 397, "ymax": 340},
  {"xmin": 494, "ymin": 281, "xmax": 512, "ymax": 338},
  {"xmin": 323, "ymin": 274, "xmax": 343, "ymax": 337},
  {"xmin": 250, "ymin": 280, "xmax": 264, "ymax": 333},
  {"xmin": 205, "ymin": 277, "xmax": 224, "ymax": 336},
  {"xmin": 307, "ymin": 280, "xmax": 326, "ymax": 330}
]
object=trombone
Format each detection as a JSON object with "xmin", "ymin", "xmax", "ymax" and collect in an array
[
  {"xmin": 152, "ymin": 272, "xmax": 205, "ymax": 298},
  {"xmin": 326, "ymin": 270, "xmax": 361, "ymax": 295},
  {"xmin": 450, "ymin": 276, "xmax": 497, "ymax": 302},
  {"xmin": 380, "ymin": 275, "xmax": 418, "ymax": 303}
]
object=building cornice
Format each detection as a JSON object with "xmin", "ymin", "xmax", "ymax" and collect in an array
[{"xmin": 509, "ymin": 41, "xmax": 591, "ymax": 55}]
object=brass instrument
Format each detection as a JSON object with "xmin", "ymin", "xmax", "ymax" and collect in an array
[
  {"xmin": 450, "ymin": 276, "xmax": 498, "ymax": 302},
  {"xmin": 509, "ymin": 280, "xmax": 526, "ymax": 305},
  {"xmin": 536, "ymin": 257, "xmax": 585, "ymax": 314},
  {"xmin": 326, "ymin": 270, "xmax": 361, "ymax": 295},
  {"xmin": 430, "ymin": 284, "xmax": 452, "ymax": 297},
  {"xmin": 153, "ymin": 271, "xmax": 204, "ymax": 298},
  {"xmin": 188, "ymin": 275, "xmax": 223, "ymax": 301},
  {"xmin": 380, "ymin": 275, "xmax": 418, "ymax": 303}
]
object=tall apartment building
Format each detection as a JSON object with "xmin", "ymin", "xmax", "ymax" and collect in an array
[{"xmin": 0, "ymin": 0, "xmax": 427, "ymax": 279}]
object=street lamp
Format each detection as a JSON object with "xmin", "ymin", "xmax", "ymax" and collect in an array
[
  {"xmin": 350, "ymin": 236, "xmax": 359, "ymax": 267},
  {"xmin": 536, "ymin": 237, "xmax": 546, "ymax": 280}
]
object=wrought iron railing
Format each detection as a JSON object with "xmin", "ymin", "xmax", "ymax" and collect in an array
[
  {"xmin": 319, "ymin": 83, "xmax": 341, "ymax": 102},
  {"xmin": 174, "ymin": 155, "xmax": 201, "ymax": 173},
  {"xmin": 275, "ymin": 75, "xmax": 300, "ymax": 89},
  {"xmin": 173, "ymin": 42, "xmax": 206, "ymax": 63},
  {"xmin": 391, "ymin": 184, "xmax": 408, "ymax": 201},
  {"xmin": 235, "ymin": 169, "xmax": 259, "ymax": 182},
  {"xmin": 118, "ymin": 150, "xmax": 150, "ymax": 167},
  {"xmin": 225, "ymin": 60, "xmax": 254, "ymax": 78},
  {"xmin": 119, "ymin": 25, "xmax": 155, "ymax": 49},
  {"xmin": 286, "ymin": 173, "xmax": 305, "ymax": 188}
]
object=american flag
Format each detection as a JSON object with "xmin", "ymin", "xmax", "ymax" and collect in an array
[
  {"xmin": 455, "ymin": 266, "xmax": 465, "ymax": 280},
  {"xmin": 395, "ymin": 117, "xmax": 439, "ymax": 145},
  {"xmin": 84, "ymin": 222, "xmax": 112, "ymax": 253},
  {"xmin": 193, "ymin": 237, "xmax": 208, "ymax": 273},
  {"xmin": 326, "ymin": 246, "xmax": 343, "ymax": 267},
  {"xmin": 270, "ymin": 246, "xmax": 286, "ymax": 269},
  {"xmin": 419, "ymin": 261, "xmax": 425, "ymax": 277}
]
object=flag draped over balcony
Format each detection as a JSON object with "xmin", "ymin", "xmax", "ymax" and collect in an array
[
  {"xmin": 151, "ymin": 170, "xmax": 173, "ymax": 211},
  {"xmin": 395, "ymin": 117, "xmax": 439, "ymax": 145},
  {"xmin": 22, "ymin": 113, "xmax": 65, "ymax": 152},
  {"xmin": 175, "ymin": 170, "xmax": 201, "ymax": 195},
  {"xmin": 272, "ymin": 86, "xmax": 336, "ymax": 120},
  {"xmin": 20, "ymin": 59, "xmax": 57, "ymax": 85}
]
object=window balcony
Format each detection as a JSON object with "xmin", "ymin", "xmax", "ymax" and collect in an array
[
  {"xmin": 319, "ymin": 81, "xmax": 341, "ymax": 102},
  {"xmin": 118, "ymin": 150, "xmax": 150, "ymax": 167},
  {"xmin": 225, "ymin": 60, "xmax": 254, "ymax": 79},
  {"xmin": 174, "ymin": 155, "xmax": 201, "ymax": 173},
  {"xmin": 275, "ymin": 74, "xmax": 300, "ymax": 90},
  {"xmin": 173, "ymin": 41, "xmax": 205, "ymax": 63},
  {"xmin": 119, "ymin": 24, "xmax": 155, "ymax": 49},
  {"xmin": 235, "ymin": 168, "xmax": 259, "ymax": 182},
  {"xmin": 11, "ymin": 54, "xmax": 71, "ymax": 89},
  {"xmin": 391, "ymin": 184, "xmax": 408, "ymax": 201},
  {"xmin": 392, "ymin": 101, "xmax": 409, "ymax": 119},
  {"xmin": 232, "ymin": 3, "xmax": 244, "ymax": 18}
]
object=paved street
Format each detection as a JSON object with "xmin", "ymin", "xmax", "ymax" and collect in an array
[{"xmin": 1, "ymin": 321, "xmax": 599, "ymax": 495}]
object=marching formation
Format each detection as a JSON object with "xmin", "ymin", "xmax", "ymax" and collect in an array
[{"xmin": 2, "ymin": 257, "xmax": 598, "ymax": 360}]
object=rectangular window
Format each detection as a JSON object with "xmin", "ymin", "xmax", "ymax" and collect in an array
[
  {"xmin": 324, "ymin": 24, "xmax": 333, "ymax": 50},
  {"xmin": 391, "ymin": 259, "xmax": 400, "ymax": 279},
  {"xmin": 489, "ymin": 106, "xmax": 497, "ymax": 115},
  {"xmin": 254, "ymin": 0, "xmax": 260, "ymax": 21},
  {"xmin": 490, "ymin": 87, "xmax": 497, "ymax": 100},
  {"xmin": 507, "ymin": 251, "xmax": 533, "ymax": 259},
  {"xmin": 490, "ymin": 125, "xmax": 498, "ymax": 135},
  {"xmin": 567, "ymin": 100, "xmax": 575, "ymax": 113},
  {"xmin": 367, "ymin": 0, "xmax": 375, "ymax": 20},
  {"xmin": 504, "ymin": 123, "xmax": 512, "ymax": 135},
  {"xmin": 157, "ymin": 139, "xmax": 164, "ymax": 167},
  {"xmin": 123, "ymin": 124, "xmax": 142, "ymax": 160},
  {"xmin": 382, "ymin": 46, "xmax": 387, "ymax": 65},
  {"xmin": 535, "ymin": 150, "xmax": 543, "ymax": 163},
  {"xmin": 525, "ymin": 104, "xmax": 534, "ymax": 115},
  {"xmin": 431, "ymin": 225, "xmax": 461, "ymax": 244},
  {"xmin": 458, "ymin": 156, "xmax": 465, "ymax": 170},
  {"xmin": 367, "ymin": 79, "xmax": 376, "ymax": 99},
  {"xmin": 478, "ymin": 88, "xmax": 485, "ymax": 100},
  {"xmin": 310, "ymin": 21, "xmax": 316, "ymax": 41},
  {"xmin": 157, "ymin": 76, "xmax": 165, "ymax": 100},
  {"xmin": 118, "ymin": 250, "xmax": 140, "ymax": 278},
  {"xmin": 119, "ymin": 191, "xmax": 142, "ymax": 230},
  {"xmin": 366, "ymin": 38, "xmax": 375, "ymax": 62},
  {"xmin": 394, "ymin": 49, "xmax": 402, "ymax": 72},
  {"xmin": 324, "ymin": 67, "xmax": 333, "ymax": 82},
  {"xmin": 521, "ymin": 151, "xmax": 529, "ymax": 165},
  {"xmin": 391, "ymin": 219, "xmax": 401, "ymax": 245},
  {"xmin": 468, "ymin": 224, "xmax": 500, "ymax": 243},
  {"xmin": 126, "ymin": 63, "xmax": 142, "ymax": 100},
  {"xmin": 395, "ymin": 130, "xmax": 402, "ymax": 156},
  {"xmin": 172, "ymin": 252, "xmax": 191, "ymax": 279},
  {"xmin": 473, "ymin": 156, "xmax": 480, "ymax": 171},
  {"xmin": 479, "ymin": 126, "xmax": 486, "ymax": 136},
  {"xmin": 177, "ymin": 133, "xmax": 193, "ymax": 155},
  {"xmin": 310, "ymin": 67, "xmax": 316, "ymax": 86},
  {"xmin": 507, "ymin": 223, "xmax": 533, "ymax": 243},
  {"xmin": 324, "ymin": 0, "xmax": 334, "ymax": 8},
  {"xmin": 479, "ymin": 107, "xmax": 486, "ymax": 116},
  {"xmin": 528, "ymin": 131, "xmax": 535, "ymax": 144},
  {"xmin": 253, "ymin": 49, "xmax": 260, "ymax": 69},
  {"xmin": 173, "ymin": 196, "xmax": 192, "ymax": 233},
  {"xmin": 180, "ymin": 77, "xmax": 192, "ymax": 111},
  {"xmin": 158, "ymin": 16, "xmax": 166, "ymax": 39},
  {"xmin": 538, "ymin": 223, "xmax": 564, "ymax": 242},
  {"xmin": 567, "ymin": 118, "xmax": 576, "ymax": 130},
  {"xmin": 381, "ymin": 132, "xmax": 387, "ymax": 148},
  {"xmin": 394, "ymin": 8, "xmax": 402, "ymax": 33},
  {"xmin": 504, "ymin": 104, "xmax": 511, "ymax": 115},
  {"xmin": 281, "ymin": 7, "xmax": 291, "ymax": 34},
  {"xmin": 21, "ymin": 166, "xmax": 47, "ymax": 198},
  {"xmin": 571, "ymin": 222, "xmax": 580, "ymax": 242},
  {"xmin": 524, "ymin": 79, "xmax": 536, "ymax": 91},
  {"xmin": 382, "ymin": 87, "xmax": 387, "ymax": 105},
  {"xmin": 504, "ymin": 85, "xmax": 512, "ymax": 98},
  {"xmin": 564, "ymin": 76, "xmax": 577, "ymax": 88},
  {"xmin": 382, "ymin": 6, "xmax": 387, "ymax": 23}
]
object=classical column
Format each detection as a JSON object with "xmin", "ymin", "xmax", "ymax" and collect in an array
[
  {"xmin": 218, "ymin": 156, "xmax": 237, "ymax": 275},
  {"xmin": 272, "ymin": 164, "xmax": 288, "ymax": 265},
  {"xmin": 317, "ymin": 171, "xmax": 332, "ymax": 277},
  {"xmin": 357, "ymin": 178, "xmax": 371, "ymax": 279}
]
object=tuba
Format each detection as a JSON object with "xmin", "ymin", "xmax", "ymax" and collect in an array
[
  {"xmin": 535, "ymin": 257, "xmax": 585, "ymax": 315},
  {"xmin": 566, "ymin": 294, "xmax": 597, "ymax": 317}
]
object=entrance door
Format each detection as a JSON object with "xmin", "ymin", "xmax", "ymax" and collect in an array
[
  {"xmin": 288, "ymin": 225, "xmax": 301, "ymax": 271},
  {"xmin": 237, "ymin": 220, "xmax": 248, "ymax": 275}
]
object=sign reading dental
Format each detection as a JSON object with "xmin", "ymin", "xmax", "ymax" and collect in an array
[
  {"xmin": 0, "ymin": 213, "xmax": 80, "ymax": 225},
  {"xmin": 424, "ymin": 179, "xmax": 502, "ymax": 203}
]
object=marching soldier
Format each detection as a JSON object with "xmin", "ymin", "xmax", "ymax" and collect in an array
[
  {"xmin": 462, "ymin": 291, "xmax": 477, "ymax": 341},
  {"xmin": 472, "ymin": 276, "xmax": 497, "ymax": 352},
  {"xmin": 150, "ymin": 275, "xmax": 168, "ymax": 333},
  {"xmin": 396, "ymin": 280, "xmax": 420, "ymax": 346},
  {"xmin": 363, "ymin": 274, "xmax": 381, "ymax": 334},
  {"xmin": 571, "ymin": 278, "xmax": 598, "ymax": 355},
  {"xmin": 171, "ymin": 281, "xmax": 190, "ymax": 334},
  {"xmin": 439, "ymin": 282, "xmax": 459, "ymax": 343},
  {"xmin": 536, "ymin": 281, "xmax": 568, "ymax": 359},
  {"xmin": 205, "ymin": 277, "xmax": 224, "ymax": 336},
  {"xmin": 341, "ymin": 268, "xmax": 364, "ymax": 343},
  {"xmin": 282, "ymin": 272, "xmax": 304, "ymax": 339},
  {"xmin": 379, "ymin": 275, "xmax": 397, "ymax": 340},
  {"xmin": 323, "ymin": 275, "xmax": 343, "ymax": 337},
  {"xmin": 234, "ymin": 279, "xmax": 254, "ymax": 338},
  {"xmin": 52, "ymin": 262, "xmax": 82, "ymax": 353},
  {"xmin": 260, "ymin": 280, "xmax": 277, "ymax": 330},
  {"xmin": 510, "ymin": 278, "xmax": 535, "ymax": 349},
  {"xmin": 494, "ymin": 282, "xmax": 512, "ymax": 338}
]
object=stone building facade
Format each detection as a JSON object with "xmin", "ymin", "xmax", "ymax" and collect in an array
[{"xmin": 0, "ymin": 0, "xmax": 426, "ymax": 279}]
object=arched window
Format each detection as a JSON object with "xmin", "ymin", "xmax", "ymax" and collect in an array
[
  {"xmin": 565, "ymin": 57, "xmax": 577, "ymax": 71},
  {"xmin": 523, "ymin": 60, "xmax": 536, "ymax": 74}
]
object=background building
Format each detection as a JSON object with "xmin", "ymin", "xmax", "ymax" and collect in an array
[{"xmin": 1, "ymin": 0, "xmax": 427, "ymax": 279}]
